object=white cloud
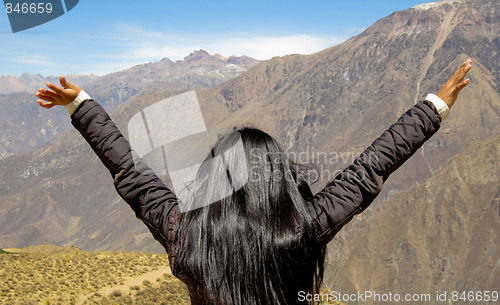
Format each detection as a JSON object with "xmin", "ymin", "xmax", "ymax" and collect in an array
[
  {"xmin": 76, "ymin": 24, "xmax": 348, "ymax": 75},
  {"xmin": 209, "ymin": 34, "xmax": 346, "ymax": 60},
  {"xmin": 124, "ymin": 31, "xmax": 346, "ymax": 61},
  {"xmin": 15, "ymin": 54, "xmax": 54, "ymax": 66},
  {"xmin": 20, "ymin": 23, "xmax": 349, "ymax": 76},
  {"xmin": 347, "ymin": 27, "xmax": 367, "ymax": 34},
  {"xmin": 128, "ymin": 45, "xmax": 203, "ymax": 62}
]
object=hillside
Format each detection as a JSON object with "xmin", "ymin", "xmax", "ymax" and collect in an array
[
  {"xmin": 0, "ymin": 245, "xmax": 343, "ymax": 305},
  {"xmin": 0, "ymin": 0, "xmax": 498, "ymax": 256},
  {"xmin": 197, "ymin": 0, "xmax": 499, "ymax": 196},
  {"xmin": 323, "ymin": 132, "xmax": 500, "ymax": 304},
  {"xmin": 0, "ymin": 245, "xmax": 189, "ymax": 304}
]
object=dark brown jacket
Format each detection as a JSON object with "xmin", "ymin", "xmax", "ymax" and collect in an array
[{"xmin": 71, "ymin": 98, "xmax": 442, "ymax": 303}]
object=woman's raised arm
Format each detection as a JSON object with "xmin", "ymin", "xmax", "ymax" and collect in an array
[
  {"xmin": 310, "ymin": 59, "xmax": 471, "ymax": 246},
  {"xmin": 36, "ymin": 77, "xmax": 180, "ymax": 253}
]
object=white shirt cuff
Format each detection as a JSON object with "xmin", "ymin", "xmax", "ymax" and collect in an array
[
  {"xmin": 65, "ymin": 90, "xmax": 91, "ymax": 115},
  {"xmin": 425, "ymin": 93, "xmax": 449, "ymax": 120}
]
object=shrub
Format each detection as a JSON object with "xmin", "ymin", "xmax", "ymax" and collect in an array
[{"xmin": 109, "ymin": 290, "xmax": 122, "ymax": 297}]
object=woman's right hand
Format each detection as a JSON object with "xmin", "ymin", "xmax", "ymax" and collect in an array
[
  {"xmin": 36, "ymin": 76, "xmax": 82, "ymax": 109},
  {"xmin": 437, "ymin": 59, "xmax": 471, "ymax": 109}
]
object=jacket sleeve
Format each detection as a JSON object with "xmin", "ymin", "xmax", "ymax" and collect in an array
[
  {"xmin": 311, "ymin": 100, "xmax": 442, "ymax": 246},
  {"xmin": 70, "ymin": 99, "xmax": 179, "ymax": 252}
]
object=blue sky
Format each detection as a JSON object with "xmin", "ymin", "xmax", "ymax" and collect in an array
[{"xmin": 1, "ymin": 0, "xmax": 440, "ymax": 76}]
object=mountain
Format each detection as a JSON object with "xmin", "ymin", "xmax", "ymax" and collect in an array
[
  {"xmin": 0, "ymin": 50, "xmax": 259, "ymax": 158},
  {"xmin": 323, "ymin": 132, "xmax": 500, "ymax": 304},
  {"xmin": 85, "ymin": 49, "xmax": 259, "ymax": 109},
  {"xmin": 0, "ymin": 0, "xmax": 498, "ymax": 275},
  {"xmin": 197, "ymin": 0, "xmax": 499, "ymax": 197}
]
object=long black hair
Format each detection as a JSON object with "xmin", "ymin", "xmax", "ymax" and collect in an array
[{"xmin": 177, "ymin": 127, "xmax": 325, "ymax": 304}]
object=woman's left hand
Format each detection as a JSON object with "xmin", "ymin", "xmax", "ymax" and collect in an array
[{"xmin": 36, "ymin": 76, "xmax": 81, "ymax": 109}]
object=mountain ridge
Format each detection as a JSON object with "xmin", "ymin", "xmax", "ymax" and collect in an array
[{"xmin": 0, "ymin": 50, "xmax": 259, "ymax": 158}]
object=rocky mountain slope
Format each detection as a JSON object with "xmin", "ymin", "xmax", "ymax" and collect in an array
[
  {"xmin": 323, "ymin": 131, "xmax": 500, "ymax": 304},
  {"xmin": 85, "ymin": 49, "xmax": 259, "ymax": 109},
  {"xmin": 0, "ymin": 0, "xmax": 498, "ymax": 271}
]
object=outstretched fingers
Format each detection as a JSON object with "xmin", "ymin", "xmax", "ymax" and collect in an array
[
  {"xmin": 46, "ymin": 82, "xmax": 66, "ymax": 96},
  {"xmin": 455, "ymin": 59, "xmax": 472, "ymax": 83},
  {"xmin": 37, "ymin": 88, "xmax": 61, "ymax": 100},
  {"xmin": 456, "ymin": 78, "xmax": 470, "ymax": 92},
  {"xmin": 452, "ymin": 60, "xmax": 471, "ymax": 95}
]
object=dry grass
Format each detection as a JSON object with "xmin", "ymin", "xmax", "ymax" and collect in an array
[
  {"xmin": 0, "ymin": 245, "xmax": 189, "ymax": 305},
  {"xmin": 0, "ymin": 245, "xmax": 343, "ymax": 305},
  {"xmin": 82, "ymin": 273, "xmax": 189, "ymax": 305}
]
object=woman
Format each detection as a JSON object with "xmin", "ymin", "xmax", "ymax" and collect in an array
[{"xmin": 36, "ymin": 59, "xmax": 471, "ymax": 304}]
